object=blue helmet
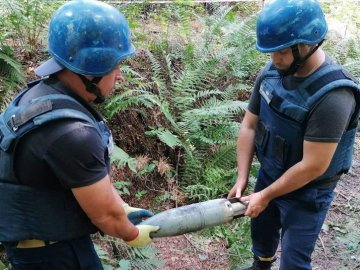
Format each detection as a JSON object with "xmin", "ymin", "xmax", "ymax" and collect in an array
[
  {"xmin": 256, "ymin": 0, "xmax": 328, "ymax": 53},
  {"xmin": 36, "ymin": 0, "xmax": 135, "ymax": 77}
]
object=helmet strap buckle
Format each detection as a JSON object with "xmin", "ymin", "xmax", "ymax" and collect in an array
[
  {"xmin": 78, "ymin": 74, "xmax": 105, "ymax": 103},
  {"xmin": 279, "ymin": 39, "xmax": 325, "ymax": 77}
]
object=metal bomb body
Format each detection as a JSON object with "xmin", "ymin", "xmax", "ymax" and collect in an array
[{"xmin": 140, "ymin": 198, "xmax": 247, "ymax": 238}]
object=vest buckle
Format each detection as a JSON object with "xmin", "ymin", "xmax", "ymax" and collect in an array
[{"xmin": 9, "ymin": 115, "xmax": 18, "ymax": 131}]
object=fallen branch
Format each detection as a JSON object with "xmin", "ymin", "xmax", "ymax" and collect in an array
[
  {"xmin": 318, "ymin": 235, "xmax": 327, "ymax": 256},
  {"xmin": 336, "ymin": 190, "xmax": 350, "ymax": 201}
]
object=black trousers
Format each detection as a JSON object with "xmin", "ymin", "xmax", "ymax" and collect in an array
[{"xmin": 4, "ymin": 235, "xmax": 104, "ymax": 270}]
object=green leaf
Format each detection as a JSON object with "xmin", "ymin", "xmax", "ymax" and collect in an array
[
  {"xmin": 127, "ymin": 158, "xmax": 138, "ymax": 173},
  {"xmin": 156, "ymin": 129, "xmax": 181, "ymax": 149},
  {"xmin": 111, "ymin": 145, "xmax": 137, "ymax": 172}
]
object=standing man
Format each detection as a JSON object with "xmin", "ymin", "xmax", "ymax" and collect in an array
[
  {"xmin": 0, "ymin": 1, "xmax": 158, "ymax": 269},
  {"xmin": 228, "ymin": 0, "xmax": 360, "ymax": 269}
]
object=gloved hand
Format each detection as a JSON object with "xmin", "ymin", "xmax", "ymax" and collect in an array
[
  {"xmin": 125, "ymin": 225, "xmax": 160, "ymax": 248},
  {"xmin": 123, "ymin": 203, "xmax": 154, "ymax": 225}
]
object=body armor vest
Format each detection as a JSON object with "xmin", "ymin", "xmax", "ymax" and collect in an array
[
  {"xmin": 255, "ymin": 62, "xmax": 360, "ymax": 186},
  {"xmin": 0, "ymin": 80, "xmax": 113, "ymax": 242}
]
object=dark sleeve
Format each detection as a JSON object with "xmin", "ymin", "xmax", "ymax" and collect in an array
[
  {"xmin": 247, "ymin": 73, "xmax": 263, "ymax": 115},
  {"xmin": 46, "ymin": 122, "xmax": 109, "ymax": 188},
  {"xmin": 304, "ymin": 88, "xmax": 355, "ymax": 142}
]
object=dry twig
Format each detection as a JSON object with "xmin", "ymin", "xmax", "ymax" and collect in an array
[{"xmin": 318, "ymin": 235, "xmax": 327, "ymax": 256}]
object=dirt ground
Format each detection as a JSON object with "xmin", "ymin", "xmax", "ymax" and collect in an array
[{"xmin": 149, "ymin": 134, "xmax": 360, "ymax": 270}]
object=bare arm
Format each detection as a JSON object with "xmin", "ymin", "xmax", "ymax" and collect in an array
[
  {"xmin": 228, "ymin": 110, "xmax": 258, "ymax": 198},
  {"xmin": 72, "ymin": 176, "xmax": 138, "ymax": 241},
  {"xmin": 242, "ymin": 140, "xmax": 338, "ymax": 217}
]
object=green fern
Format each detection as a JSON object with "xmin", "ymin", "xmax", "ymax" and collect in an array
[
  {"xmin": 0, "ymin": 45, "xmax": 25, "ymax": 110},
  {"xmin": 111, "ymin": 145, "xmax": 137, "ymax": 173},
  {"xmin": 206, "ymin": 142, "xmax": 238, "ymax": 169},
  {"xmin": 0, "ymin": 46, "xmax": 24, "ymax": 84},
  {"xmin": 145, "ymin": 128, "xmax": 181, "ymax": 149},
  {"xmin": 1, "ymin": 0, "xmax": 58, "ymax": 56},
  {"xmin": 94, "ymin": 238, "xmax": 164, "ymax": 270},
  {"xmin": 105, "ymin": 4, "xmax": 262, "ymax": 195},
  {"xmin": 103, "ymin": 4, "xmax": 268, "ymax": 202}
]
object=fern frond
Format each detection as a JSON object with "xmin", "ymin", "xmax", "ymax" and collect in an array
[
  {"xmin": 206, "ymin": 141, "xmax": 237, "ymax": 169},
  {"xmin": 0, "ymin": 48, "xmax": 25, "ymax": 84},
  {"xmin": 183, "ymin": 99, "xmax": 246, "ymax": 119},
  {"xmin": 173, "ymin": 70, "xmax": 201, "ymax": 94},
  {"xmin": 96, "ymin": 237, "xmax": 164, "ymax": 270},
  {"xmin": 111, "ymin": 145, "xmax": 137, "ymax": 172},
  {"xmin": 164, "ymin": 53, "xmax": 176, "ymax": 85},
  {"xmin": 105, "ymin": 89, "xmax": 156, "ymax": 117},
  {"xmin": 184, "ymin": 184, "xmax": 220, "ymax": 201},
  {"xmin": 120, "ymin": 65, "xmax": 144, "ymax": 80},
  {"xmin": 146, "ymin": 128, "xmax": 181, "ymax": 149},
  {"xmin": 146, "ymin": 50, "xmax": 167, "ymax": 97},
  {"xmin": 222, "ymin": 84, "xmax": 252, "ymax": 100},
  {"xmin": 201, "ymin": 122, "xmax": 240, "ymax": 144},
  {"xmin": 193, "ymin": 89, "xmax": 223, "ymax": 101},
  {"xmin": 178, "ymin": 141, "xmax": 209, "ymax": 181},
  {"xmin": 204, "ymin": 4, "xmax": 234, "ymax": 36}
]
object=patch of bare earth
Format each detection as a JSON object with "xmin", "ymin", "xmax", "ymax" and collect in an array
[{"xmin": 153, "ymin": 234, "xmax": 230, "ymax": 270}]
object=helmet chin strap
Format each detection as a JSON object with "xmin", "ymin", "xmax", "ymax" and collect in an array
[
  {"xmin": 277, "ymin": 39, "xmax": 325, "ymax": 77},
  {"xmin": 77, "ymin": 74, "xmax": 105, "ymax": 104}
]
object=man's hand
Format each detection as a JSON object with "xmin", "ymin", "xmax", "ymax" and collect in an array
[
  {"xmin": 228, "ymin": 177, "xmax": 248, "ymax": 199},
  {"xmin": 125, "ymin": 225, "xmax": 160, "ymax": 248},
  {"xmin": 123, "ymin": 204, "xmax": 154, "ymax": 225},
  {"xmin": 240, "ymin": 191, "xmax": 269, "ymax": 218}
]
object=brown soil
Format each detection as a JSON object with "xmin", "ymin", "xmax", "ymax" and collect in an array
[{"xmin": 153, "ymin": 235, "xmax": 231, "ymax": 270}]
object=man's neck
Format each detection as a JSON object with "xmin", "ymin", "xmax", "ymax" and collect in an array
[
  {"xmin": 56, "ymin": 70, "xmax": 94, "ymax": 102},
  {"xmin": 294, "ymin": 49, "xmax": 325, "ymax": 78}
]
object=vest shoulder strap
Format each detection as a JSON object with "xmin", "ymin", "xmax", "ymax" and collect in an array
[
  {"xmin": 261, "ymin": 63, "xmax": 360, "ymax": 123},
  {"xmin": 0, "ymin": 83, "xmax": 99, "ymax": 152}
]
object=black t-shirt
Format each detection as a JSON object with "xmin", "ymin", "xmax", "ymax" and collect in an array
[
  {"xmin": 14, "ymin": 79, "xmax": 109, "ymax": 189},
  {"xmin": 248, "ymin": 57, "xmax": 356, "ymax": 143}
]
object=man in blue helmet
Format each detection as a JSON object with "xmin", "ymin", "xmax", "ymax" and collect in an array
[
  {"xmin": 228, "ymin": 0, "xmax": 360, "ymax": 269},
  {"xmin": 0, "ymin": 0, "xmax": 159, "ymax": 269}
]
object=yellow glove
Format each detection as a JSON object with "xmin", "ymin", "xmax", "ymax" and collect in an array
[
  {"xmin": 123, "ymin": 203, "xmax": 154, "ymax": 225},
  {"xmin": 125, "ymin": 225, "xmax": 160, "ymax": 248}
]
